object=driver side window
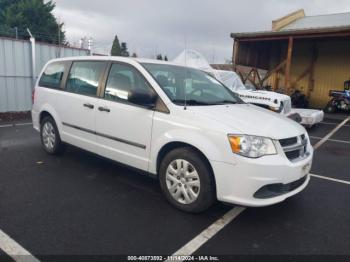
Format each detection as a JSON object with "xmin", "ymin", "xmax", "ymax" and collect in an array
[{"xmin": 155, "ymin": 72, "xmax": 177, "ymax": 99}]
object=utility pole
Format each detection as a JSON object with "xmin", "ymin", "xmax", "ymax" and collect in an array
[{"xmin": 27, "ymin": 28, "xmax": 36, "ymax": 88}]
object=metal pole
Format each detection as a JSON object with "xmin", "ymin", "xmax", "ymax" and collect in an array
[
  {"xmin": 14, "ymin": 27, "xmax": 18, "ymax": 39},
  {"xmin": 58, "ymin": 24, "xmax": 61, "ymax": 58},
  {"xmin": 284, "ymin": 37, "xmax": 294, "ymax": 94},
  {"xmin": 232, "ymin": 39, "xmax": 239, "ymax": 72},
  {"xmin": 27, "ymin": 28, "xmax": 36, "ymax": 88}
]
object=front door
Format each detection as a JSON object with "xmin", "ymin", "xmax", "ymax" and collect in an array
[{"xmin": 95, "ymin": 62, "xmax": 155, "ymax": 171}]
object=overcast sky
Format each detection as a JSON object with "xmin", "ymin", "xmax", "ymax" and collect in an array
[{"xmin": 52, "ymin": 0, "xmax": 350, "ymax": 63}]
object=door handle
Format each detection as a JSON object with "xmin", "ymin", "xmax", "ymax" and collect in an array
[
  {"xmin": 98, "ymin": 106, "xmax": 110, "ymax": 112},
  {"xmin": 83, "ymin": 103, "xmax": 94, "ymax": 109}
]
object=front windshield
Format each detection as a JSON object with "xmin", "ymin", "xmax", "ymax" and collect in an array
[{"xmin": 142, "ymin": 63, "xmax": 243, "ymax": 106}]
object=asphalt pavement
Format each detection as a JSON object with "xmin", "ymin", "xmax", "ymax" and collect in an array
[{"xmin": 0, "ymin": 114, "xmax": 349, "ymax": 261}]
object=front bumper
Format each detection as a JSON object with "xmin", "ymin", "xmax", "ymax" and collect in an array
[
  {"xmin": 211, "ymin": 150, "xmax": 312, "ymax": 207},
  {"xmin": 290, "ymin": 108, "xmax": 324, "ymax": 127}
]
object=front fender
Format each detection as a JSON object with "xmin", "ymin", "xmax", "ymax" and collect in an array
[{"xmin": 148, "ymin": 128, "xmax": 235, "ymax": 174}]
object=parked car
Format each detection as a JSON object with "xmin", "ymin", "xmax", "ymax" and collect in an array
[{"xmin": 32, "ymin": 56, "xmax": 313, "ymax": 212}]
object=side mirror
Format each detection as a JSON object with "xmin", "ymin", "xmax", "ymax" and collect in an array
[{"xmin": 128, "ymin": 90, "xmax": 157, "ymax": 108}]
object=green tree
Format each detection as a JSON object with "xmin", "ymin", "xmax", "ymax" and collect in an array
[
  {"xmin": 110, "ymin": 35, "xmax": 121, "ymax": 56},
  {"xmin": 0, "ymin": 0, "xmax": 66, "ymax": 44},
  {"xmin": 164, "ymin": 55, "xmax": 168, "ymax": 61},
  {"xmin": 120, "ymin": 42, "xmax": 129, "ymax": 57},
  {"xmin": 156, "ymin": 54, "xmax": 163, "ymax": 60},
  {"xmin": 131, "ymin": 52, "xmax": 137, "ymax": 58},
  {"xmin": 0, "ymin": 0, "xmax": 21, "ymax": 12}
]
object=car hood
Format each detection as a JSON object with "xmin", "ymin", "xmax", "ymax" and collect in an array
[{"xmin": 188, "ymin": 103, "xmax": 306, "ymax": 139}]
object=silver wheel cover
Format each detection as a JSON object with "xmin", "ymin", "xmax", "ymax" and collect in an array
[
  {"xmin": 42, "ymin": 122, "xmax": 56, "ymax": 151},
  {"xmin": 165, "ymin": 159, "xmax": 200, "ymax": 204}
]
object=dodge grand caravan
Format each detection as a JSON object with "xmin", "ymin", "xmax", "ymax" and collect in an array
[{"xmin": 32, "ymin": 56, "xmax": 313, "ymax": 212}]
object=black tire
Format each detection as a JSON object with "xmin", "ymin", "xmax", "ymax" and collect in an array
[
  {"xmin": 324, "ymin": 101, "xmax": 336, "ymax": 113},
  {"xmin": 159, "ymin": 147, "xmax": 216, "ymax": 213},
  {"xmin": 40, "ymin": 116, "xmax": 65, "ymax": 155}
]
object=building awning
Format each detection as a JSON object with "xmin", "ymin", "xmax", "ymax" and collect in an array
[{"xmin": 231, "ymin": 26, "xmax": 350, "ymax": 41}]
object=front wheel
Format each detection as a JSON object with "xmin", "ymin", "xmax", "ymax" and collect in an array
[{"xmin": 159, "ymin": 147, "xmax": 216, "ymax": 213}]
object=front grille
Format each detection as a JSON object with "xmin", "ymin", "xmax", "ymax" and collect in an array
[
  {"xmin": 279, "ymin": 137, "xmax": 297, "ymax": 147},
  {"xmin": 279, "ymin": 134, "xmax": 309, "ymax": 162},
  {"xmin": 285, "ymin": 150, "xmax": 300, "ymax": 159},
  {"xmin": 254, "ymin": 175, "xmax": 307, "ymax": 199}
]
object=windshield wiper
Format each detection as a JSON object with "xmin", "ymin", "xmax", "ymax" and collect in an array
[
  {"xmin": 216, "ymin": 100, "xmax": 241, "ymax": 105},
  {"xmin": 172, "ymin": 99, "xmax": 212, "ymax": 106}
]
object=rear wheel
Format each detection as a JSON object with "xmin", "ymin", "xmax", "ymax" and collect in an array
[
  {"xmin": 159, "ymin": 147, "xmax": 216, "ymax": 213},
  {"xmin": 40, "ymin": 116, "xmax": 65, "ymax": 155}
]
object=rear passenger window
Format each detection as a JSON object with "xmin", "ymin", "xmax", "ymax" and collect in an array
[
  {"xmin": 66, "ymin": 61, "xmax": 106, "ymax": 96},
  {"xmin": 39, "ymin": 62, "xmax": 65, "ymax": 89}
]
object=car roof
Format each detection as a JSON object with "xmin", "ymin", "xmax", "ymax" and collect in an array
[{"xmin": 48, "ymin": 56, "xmax": 182, "ymax": 67}]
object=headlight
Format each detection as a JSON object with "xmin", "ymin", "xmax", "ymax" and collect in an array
[{"xmin": 228, "ymin": 135, "xmax": 277, "ymax": 158}]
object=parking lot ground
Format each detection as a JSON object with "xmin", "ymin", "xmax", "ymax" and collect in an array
[
  {"xmin": 311, "ymin": 141, "xmax": 350, "ymax": 181},
  {"xmin": 328, "ymin": 125, "xmax": 350, "ymax": 142},
  {"xmin": 323, "ymin": 113, "xmax": 350, "ymax": 122},
  {"xmin": 0, "ymin": 115, "xmax": 349, "ymax": 260},
  {"xmin": 0, "ymin": 125, "xmax": 230, "ymax": 257},
  {"xmin": 307, "ymin": 124, "xmax": 337, "ymax": 138},
  {"xmin": 0, "ymin": 249, "xmax": 13, "ymax": 262},
  {"xmin": 309, "ymin": 137, "xmax": 318, "ymax": 146},
  {"xmin": 320, "ymin": 119, "xmax": 343, "ymax": 124},
  {"xmin": 194, "ymin": 178, "xmax": 350, "ymax": 255},
  {"xmin": 309, "ymin": 115, "xmax": 350, "ymax": 181}
]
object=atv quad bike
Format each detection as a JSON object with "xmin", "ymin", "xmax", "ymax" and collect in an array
[{"xmin": 325, "ymin": 80, "xmax": 350, "ymax": 113}]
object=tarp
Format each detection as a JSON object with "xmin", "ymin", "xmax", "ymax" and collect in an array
[
  {"xmin": 173, "ymin": 49, "xmax": 246, "ymax": 91},
  {"xmin": 173, "ymin": 49, "xmax": 213, "ymax": 72}
]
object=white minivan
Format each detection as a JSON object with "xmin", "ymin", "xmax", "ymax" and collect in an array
[{"xmin": 32, "ymin": 56, "xmax": 313, "ymax": 212}]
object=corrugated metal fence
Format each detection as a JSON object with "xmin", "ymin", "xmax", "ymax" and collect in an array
[{"xmin": 0, "ymin": 37, "xmax": 89, "ymax": 112}]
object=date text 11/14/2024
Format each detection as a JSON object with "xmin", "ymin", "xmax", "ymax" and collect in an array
[{"xmin": 127, "ymin": 255, "xmax": 219, "ymax": 261}]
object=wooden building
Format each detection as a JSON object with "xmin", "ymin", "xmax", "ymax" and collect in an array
[{"xmin": 231, "ymin": 9, "xmax": 350, "ymax": 108}]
